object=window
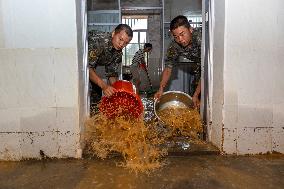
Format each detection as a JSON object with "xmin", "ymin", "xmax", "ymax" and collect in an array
[
  {"xmin": 187, "ymin": 16, "xmax": 202, "ymax": 28},
  {"xmin": 122, "ymin": 17, "xmax": 148, "ymax": 66}
]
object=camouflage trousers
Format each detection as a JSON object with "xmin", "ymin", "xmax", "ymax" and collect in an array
[{"xmin": 90, "ymin": 82, "xmax": 102, "ymax": 116}]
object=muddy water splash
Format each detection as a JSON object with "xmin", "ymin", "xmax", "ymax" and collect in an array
[
  {"xmin": 157, "ymin": 107, "xmax": 202, "ymax": 139},
  {"xmin": 85, "ymin": 99, "xmax": 203, "ymax": 173},
  {"xmin": 85, "ymin": 113, "xmax": 168, "ymax": 173}
]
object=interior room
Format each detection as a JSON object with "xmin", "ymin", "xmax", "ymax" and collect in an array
[{"xmin": 0, "ymin": 0, "xmax": 283, "ymax": 188}]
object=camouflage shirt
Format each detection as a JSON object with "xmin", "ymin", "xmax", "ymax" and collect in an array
[
  {"xmin": 165, "ymin": 28, "xmax": 202, "ymax": 71},
  {"xmin": 88, "ymin": 30, "xmax": 123, "ymax": 78}
]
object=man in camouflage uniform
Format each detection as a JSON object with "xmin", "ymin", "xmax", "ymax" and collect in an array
[
  {"xmin": 154, "ymin": 15, "xmax": 201, "ymax": 108},
  {"xmin": 88, "ymin": 24, "xmax": 133, "ymax": 114}
]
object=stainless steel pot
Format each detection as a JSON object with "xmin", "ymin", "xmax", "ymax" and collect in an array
[{"xmin": 154, "ymin": 91, "xmax": 194, "ymax": 121}]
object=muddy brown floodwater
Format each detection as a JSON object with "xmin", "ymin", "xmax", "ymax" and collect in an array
[
  {"xmin": 84, "ymin": 96, "xmax": 204, "ymax": 173},
  {"xmin": 157, "ymin": 107, "xmax": 202, "ymax": 139},
  {"xmin": 84, "ymin": 114, "xmax": 168, "ymax": 173}
]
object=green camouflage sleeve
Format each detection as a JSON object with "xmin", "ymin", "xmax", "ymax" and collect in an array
[
  {"xmin": 164, "ymin": 44, "xmax": 179, "ymax": 68},
  {"xmin": 191, "ymin": 28, "xmax": 202, "ymax": 64},
  {"xmin": 192, "ymin": 28, "xmax": 202, "ymax": 46},
  {"xmin": 105, "ymin": 55, "xmax": 121, "ymax": 78},
  {"xmin": 88, "ymin": 30, "xmax": 103, "ymax": 69}
]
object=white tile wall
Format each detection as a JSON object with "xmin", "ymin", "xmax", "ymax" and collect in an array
[
  {"xmin": 0, "ymin": 50, "xmax": 23, "ymax": 109},
  {"xmin": 48, "ymin": 0, "xmax": 77, "ymax": 48},
  {"xmin": 238, "ymin": 104, "xmax": 273, "ymax": 128},
  {"xmin": 0, "ymin": 133, "xmax": 21, "ymax": 160},
  {"xmin": 223, "ymin": 128, "xmax": 237, "ymax": 154},
  {"xmin": 272, "ymin": 102, "xmax": 284, "ymax": 128},
  {"xmin": 222, "ymin": 0, "xmax": 284, "ymax": 154},
  {"xmin": 237, "ymin": 127, "xmax": 272, "ymax": 154},
  {"xmin": 54, "ymin": 48, "xmax": 78, "ymax": 107},
  {"xmin": 20, "ymin": 132, "xmax": 59, "ymax": 158},
  {"xmin": 14, "ymin": 49, "xmax": 56, "ymax": 108},
  {"xmin": 20, "ymin": 108, "xmax": 57, "ymax": 132},
  {"xmin": 0, "ymin": 0, "xmax": 81, "ymax": 160},
  {"xmin": 55, "ymin": 107, "xmax": 78, "ymax": 132},
  {"xmin": 236, "ymin": 61, "xmax": 273, "ymax": 105},
  {"xmin": 58, "ymin": 132, "xmax": 80, "ymax": 158},
  {"xmin": 0, "ymin": 0, "xmax": 76, "ymax": 48},
  {"xmin": 273, "ymin": 54, "xmax": 284, "ymax": 105},
  {"xmin": 223, "ymin": 84, "xmax": 238, "ymax": 106},
  {"xmin": 209, "ymin": 121, "xmax": 223, "ymax": 150},
  {"xmin": 223, "ymin": 105, "xmax": 238, "ymax": 129},
  {"xmin": 272, "ymin": 127, "xmax": 284, "ymax": 153},
  {"xmin": 0, "ymin": 109, "xmax": 21, "ymax": 132}
]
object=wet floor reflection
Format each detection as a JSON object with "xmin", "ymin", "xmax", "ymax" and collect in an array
[{"xmin": 1, "ymin": 155, "xmax": 283, "ymax": 189}]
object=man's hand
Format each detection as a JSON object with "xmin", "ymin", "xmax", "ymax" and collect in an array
[
  {"xmin": 154, "ymin": 67, "xmax": 171, "ymax": 100},
  {"xmin": 192, "ymin": 95, "xmax": 200, "ymax": 109},
  {"xmin": 102, "ymin": 85, "xmax": 117, "ymax": 97},
  {"xmin": 154, "ymin": 88, "xmax": 164, "ymax": 100}
]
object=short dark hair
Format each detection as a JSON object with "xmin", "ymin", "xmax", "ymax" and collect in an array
[
  {"xmin": 144, "ymin": 43, "xmax": 152, "ymax": 49},
  {"xmin": 170, "ymin": 15, "xmax": 191, "ymax": 31},
  {"xmin": 114, "ymin": 24, "xmax": 133, "ymax": 38}
]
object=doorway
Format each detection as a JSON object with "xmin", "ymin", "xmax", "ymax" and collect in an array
[{"xmin": 80, "ymin": 0, "xmax": 218, "ymax": 155}]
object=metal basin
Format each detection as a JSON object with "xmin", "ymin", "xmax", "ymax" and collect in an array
[{"xmin": 154, "ymin": 91, "xmax": 194, "ymax": 121}]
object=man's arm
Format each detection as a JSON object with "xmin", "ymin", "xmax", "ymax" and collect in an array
[
  {"xmin": 192, "ymin": 80, "xmax": 201, "ymax": 108},
  {"xmin": 154, "ymin": 42, "xmax": 177, "ymax": 99},
  {"xmin": 88, "ymin": 32, "xmax": 116, "ymax": 97},
  {"xmin": 89, "ymin": 68, "xmax": 116, "ymax": 97},
  {"xmin": 154, "ymin": 67, "xmax": 172, "ymax": 99}
]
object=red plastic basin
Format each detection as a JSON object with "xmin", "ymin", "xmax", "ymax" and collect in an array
[{"xmin": 99, "ymin": 80, "xmax": 144, "ymax": 119}]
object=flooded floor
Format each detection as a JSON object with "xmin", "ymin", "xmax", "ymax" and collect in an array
[
  {"xmin": 85, "ymin": 95, "xmax": 213, "ymax": 172},
  {"xmin": 0, "ymin": 154, "xmax": 283, "ymax": 189},
  {"xmin": 1, "ymin": 96, "xmax": 282, "ymax": 188}
]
